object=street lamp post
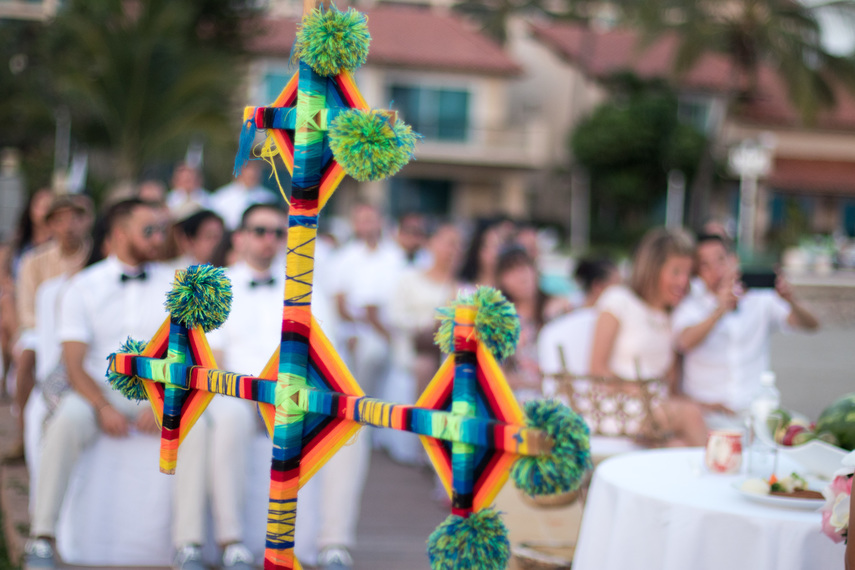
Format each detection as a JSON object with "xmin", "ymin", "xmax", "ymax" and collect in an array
[{"xmin": 728, "ymin": 134, "xmax": 776, "ymax": 255}]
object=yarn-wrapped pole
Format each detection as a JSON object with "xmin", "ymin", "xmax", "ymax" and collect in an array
[
  {"xmin": 265, "ymin": 57, "xmax": 326, "ymax": 570},
  {"xmin": 451, "ymin": 304, "xmax": 478, "ymax": 517}
]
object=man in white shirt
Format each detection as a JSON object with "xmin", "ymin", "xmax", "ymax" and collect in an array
[
  {"xmin": 211, "ymin": 161, "xmax": 277, "ymax": 230},
  {"xmin": 206, "ymin": 203, "xmax": 289, "ymax": 570},
  {"xmin": 394, "ymin": 211, "xmax": 431, "ymax": 269},
  {"xmin": 332, "ymin": 203, "xmax": 404, "ymax": 377},
  {"xmin": 25, "ymin": 199, "xmax": 208, "ymax": 570},
  {"xmin": 321, "ymin": 203, "xmax": 403, "ymax": 570},
  {"xmin": 673, "ymin": 234, "xmax": 819, "ymax": 423},
  {"xmin": 166, "ymin": 163, "xmax": 211, "ymax": 214}
]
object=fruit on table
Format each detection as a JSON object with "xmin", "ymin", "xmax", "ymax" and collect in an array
[
  {"xmin": 782, "ymin": 424, "xmax": 807, "ymax": 446},
  {"xmin": 815, "ymin": 393, "xmax": 855, "ymax": 451},
  {"xmin": 766, "ymin": 407, "xmax": 839, "ymax": 447}
]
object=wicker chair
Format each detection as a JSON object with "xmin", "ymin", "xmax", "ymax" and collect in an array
[{"xmin": 547, "ymin": 373, "xmax": 669, "ymax": 447}]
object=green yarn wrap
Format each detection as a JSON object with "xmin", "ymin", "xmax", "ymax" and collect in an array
[
  {"xmin": 294, "ymin": 5, "xmax": 370, "ymax": 76},
  {"xmin": 427, "ymin": 508, "xmax": 510, "ymax": 570},
  {"xmin": 165, "ymin": 264, "xmax": 232, "ymax": 332},
  {"xmin": 434, "ymin": 286, "xmax": 520, "ymax": 361},
  {"xmin": 106, "ymin": 337, "xmax": 149, "ymax": 401},
  {"xmin": 328, "ymin": 109, "xmax": 419, "ymax": 182},
  {"xmin": 511, "ymin": 400, "xmax": 592, "ymax": 496}
]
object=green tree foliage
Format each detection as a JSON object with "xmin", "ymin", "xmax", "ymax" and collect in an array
[
  {"xmin": 619, "ymin": 0, "xmax": 855, "ymax": 124},
  {"xmin": 571, "ymin": 76, "xmax": 705, "ymax": 240},
  {"xmin": 0, "ymin": 20, "xmax": 57, "ymax": 189},
  {"xmin": 41, "ymin": 0, "xmax": 259, "ymax": 185},
  {"xmin": 453, "ymin": 0, "xmax": 599, "ymax": 45}
]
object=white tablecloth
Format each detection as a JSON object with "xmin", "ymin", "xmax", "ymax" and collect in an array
[{"xmin": 573, "ymin": 448, "xmax": 845, "ymax": 570}]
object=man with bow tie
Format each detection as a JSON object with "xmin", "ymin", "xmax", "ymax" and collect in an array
[
  {"xmin": 206, "ymin": 203, "xmax": 289, "ymax": 569},
  {"xmin": 25, "ymin": 199, "xmax": 209, "ymax": 570}
]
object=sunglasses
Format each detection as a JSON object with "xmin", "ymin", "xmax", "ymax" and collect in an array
[
  {"xmin": 142, "ymin": 224, "xmax": 168, "ymax": 238},
  {"xmin": 248, "ymin": 226, "xmax": 286, "ymax": 239}
]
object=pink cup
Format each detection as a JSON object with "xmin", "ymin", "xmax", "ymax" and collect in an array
[{"xmin": 705, "ymin": 429, "xmax": 743, "ymax": 474}]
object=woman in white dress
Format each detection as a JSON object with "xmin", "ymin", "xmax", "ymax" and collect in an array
[
  {"xmin": 590, "ymin": 227, "xmax": 707, "ymax": 446},
  {"xmin": 383, "ymin": 223, "xmax": 462, "ymax": 463}
]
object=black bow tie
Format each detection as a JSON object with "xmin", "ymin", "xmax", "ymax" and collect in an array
[
  {"xmin": 250, "ymin": 277, "xmax": 275, "ymax": 288},
  {"xmin": 120, "ymin": 270, "xmax": 147, "ymax": 283}
]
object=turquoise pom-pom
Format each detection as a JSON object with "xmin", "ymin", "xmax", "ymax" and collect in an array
[
  {"xmin": 511, "ymin": 399, "xmax": 592, "ymax": 496},
  {"xmin": 165, "ymin": 264, "xmax": 232, "ymax": 332},
  {"xmin": 106, "ymin": 337, "xmax": 149, "ymax": 401},
  {"xmin": 328, "ymin": 109, "xmax": 419, "ymax": 182},
  {"xmin": 294, "ymin": 5, "xmax": 370, "ymax": 76},
  {"xmin": 435, "ymin": 286, "xmax": 520, "ymax": 360},
  {"xmin": 427, "ymin": 508, "xmax": 510, "ymax": 570}
]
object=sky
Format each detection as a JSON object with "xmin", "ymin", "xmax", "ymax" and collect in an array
[{"xmin": 808, "ymin": 0, "xmax": 855, "ymax": 55}]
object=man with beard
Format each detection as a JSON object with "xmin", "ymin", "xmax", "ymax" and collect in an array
[{"xmin": 24, "ymin": 199, "xmax": 208, "ymax": 570}]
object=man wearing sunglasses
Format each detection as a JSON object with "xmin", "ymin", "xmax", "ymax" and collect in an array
[
  {"xmin": 206, "ymin": 203, "xmax": 289, "ymax": 569},
  {"xmin": 25, "ymin": 199, "xmax": 208, "ymax": 570}
]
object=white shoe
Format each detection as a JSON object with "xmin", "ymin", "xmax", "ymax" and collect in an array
[
  {"xmin": 24, "ymin": 538, "xmax": 56, "ymax": 570},
  {"xmin": 223, "ymin": 543, "xmax": 255, "ymax": 569},
  {"xmin": 318, "ymin": 545, "xmax": 353, "ymax": 570},
  {"xmin": 174, "ymin": 544, "xmax": 206, "ymax": 570}
]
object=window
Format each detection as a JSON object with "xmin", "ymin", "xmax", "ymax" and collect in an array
[
  {"xmin": 678, "ymin": 97, "xmax": 713, "ymax": 134},
  {"xmin": 389, "ymin": 178, "xmax": 452, "ymax": 219},
  {"xmin": 389, "ymin": 85, "xmax": 469, "ymax": 141}
]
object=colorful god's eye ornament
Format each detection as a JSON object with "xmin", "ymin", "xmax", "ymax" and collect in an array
[{"xmin": 106, "ymin": 5, "xmax": 590, "ymax": 569}]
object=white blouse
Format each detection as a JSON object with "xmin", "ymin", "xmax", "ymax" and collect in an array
[{"xmin": 596, "ymin": 284, "xmax": 674, "ymax": 380}]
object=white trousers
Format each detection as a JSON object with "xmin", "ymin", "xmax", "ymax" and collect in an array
[
  {"xmin": 31, "ymin": 389, "xmax": 207, "ymax": 547},
  {"xmin": 207, "ymin": 395, "xmax": 257, "ymax": 545},
  {"xmin": 316, "ymin": 328, "xmax": 389, "ymax": 549}
]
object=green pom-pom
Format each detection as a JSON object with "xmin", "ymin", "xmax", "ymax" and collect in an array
[
  {"xmin": 165, "ymin": 264, "xmax": 232, "ymax": 332},
  {"xmin": 294, "ymin": 6, "xmax": 370, "ymax": 76},
  {"xmin": 511, "ymin": 400, "xmax": 592, "ymax": 496},
  {"xmin": 106, "ymin": 337, "xmax": 149, "ymax": 401},
  {"xmin": 427, "ymin": 508, "xmax": 509, "ymax": 570},
  {"xmin": 328, "ymin": 109, "xmax": 419, "ymax": 182},
  {"xmin": 435, "ymin": 286, "xmax": 520, "ymax": 360}
]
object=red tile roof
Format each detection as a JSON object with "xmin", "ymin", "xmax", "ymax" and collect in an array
[
  {"xmin": 531, "ymin": 23, "xmax": 735, "ymax": 92},
  {"xmin": 532, "ymin": 22, "xmax": 855, "ymax": 130},
  {"xmin": 249, "ymin": 5, "xmax": 520, "ymax": 76},
  {"xmin": 769, "ymin": 158, "xmax": 855, "ymax": 195},
  {"xmin": 736, "ymin": 66, "xmax": 855, "ymax": 131}
]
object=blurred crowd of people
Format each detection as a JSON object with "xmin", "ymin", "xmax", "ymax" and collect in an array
[{"xmin": 0, "ymin": 160, "xmax": 821, "ymax": 569}]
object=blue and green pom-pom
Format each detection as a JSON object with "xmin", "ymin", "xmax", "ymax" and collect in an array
[
  {"xmin": 511, "ymin": 400, "xmax": 592, "ymax": 496},
  {"xmin": 294, "ymin": 5, "xmax": 370, "ymax": 76},
  {"xmin": 106, "ymin": 337, "xmax": 149, "ymax": 401},
  {"xmin": 427, "ymin": 508, "xmax": 509, "ymax": 570},
  {"xmin": 165, "ymin": 264, "xmax": 232, "ymax": 332},
  {"xmin": 328, "ymin": 109, "xmax": 419, "ymax": 182},
  {"xmin": 435, "ymin": 286, "xmax": 521, "ymax": 360}
]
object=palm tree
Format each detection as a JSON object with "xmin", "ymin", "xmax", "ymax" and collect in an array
[
  {"xmin": 620, "ymin": 0, "xmax": 855, "ymax": 124},
  {"xmin": 45, "ymin": 0, "xmax": 259, "ymax": 184}
]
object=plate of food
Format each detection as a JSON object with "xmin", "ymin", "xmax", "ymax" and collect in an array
[{"xmin": 735, "ymin": 473, "xmax": 825, "ymax": 510}]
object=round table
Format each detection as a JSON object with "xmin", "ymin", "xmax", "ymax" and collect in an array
[{"xmin": 572, "ymin": 447, "xmax": 844, "ymax": 570}]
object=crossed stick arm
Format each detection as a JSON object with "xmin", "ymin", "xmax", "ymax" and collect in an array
[{"xmin": 109, "ymin": 354, "xmax": 553, "ymax": 456}]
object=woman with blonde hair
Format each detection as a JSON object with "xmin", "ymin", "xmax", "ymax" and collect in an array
[{"xmin": 590, "ymin": 227, "xmax": 707, "ymax": 446}]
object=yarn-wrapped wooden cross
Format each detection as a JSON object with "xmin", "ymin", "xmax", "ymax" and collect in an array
[{"xmin": 106, "ymin": 6, "xmax": 591, "ymax": 570}]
